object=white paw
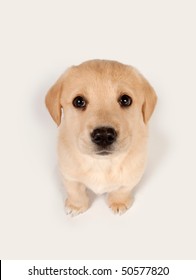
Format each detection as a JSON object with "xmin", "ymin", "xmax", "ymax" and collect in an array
[{"xmin": 65, "ymin": 199, "xmax": 88, "ymax": 216}]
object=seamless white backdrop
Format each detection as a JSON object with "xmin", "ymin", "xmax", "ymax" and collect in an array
[{"xmin": 0, "ymin": 0, "xmax": 196, "ymax": 259}]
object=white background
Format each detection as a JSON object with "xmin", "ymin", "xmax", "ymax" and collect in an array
[{"xmin": 0, "ymin": 0, "xmax": 196, "ymax": 259}]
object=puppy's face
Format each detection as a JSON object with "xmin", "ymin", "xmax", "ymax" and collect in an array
[{"xmin": 46, "ymin": 60, "xmax": 157, "ymax": 157}]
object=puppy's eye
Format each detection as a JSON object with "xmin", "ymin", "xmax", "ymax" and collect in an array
[
  {"xmin": 118, "ymin": 94, "xmax": 132, "ymax": 107},
  {"xmin": 73, "ymin": 96, "xmax": 87, "ymax": 109}
]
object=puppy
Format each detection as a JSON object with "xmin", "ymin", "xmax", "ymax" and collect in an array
[{"xmin": 45, "ymin": 60, "xmax": 157, "ymax": 215}]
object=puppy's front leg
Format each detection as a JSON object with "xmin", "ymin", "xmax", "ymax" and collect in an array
[
  {"xmin": 64, "ymin": 179, "xmax": 89, "ymax": 216},
  {"xmin": 107, "ymin": 187, "xmax": 134, "ymax": 215}
]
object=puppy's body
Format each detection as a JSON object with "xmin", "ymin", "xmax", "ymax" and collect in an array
[
  {"xmin": 58, "ymin": 128, "xmax": 147, "ymax": 194},
  {"xmin": 46, "ymin": 60, "xmax": 157, "ymax": 215}
]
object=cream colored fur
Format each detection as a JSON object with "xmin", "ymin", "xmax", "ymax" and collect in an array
[{"xmin": 45, "ymin": 60, "xmax": 157, "ymax": 215}]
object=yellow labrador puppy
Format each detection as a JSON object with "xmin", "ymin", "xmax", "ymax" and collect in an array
[{"xmin": 45, "ymin": 60, "xmax": 157, "ymax": 215}]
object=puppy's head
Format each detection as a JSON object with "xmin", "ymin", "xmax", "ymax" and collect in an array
[{"xmin": 45, "ymin": 60, "xmax": 157, "ymax": 157}]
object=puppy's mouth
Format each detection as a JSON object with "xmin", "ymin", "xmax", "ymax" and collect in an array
[{"xmin": 95, "ymin": 149, "xmax": 112, "ymax": 156}]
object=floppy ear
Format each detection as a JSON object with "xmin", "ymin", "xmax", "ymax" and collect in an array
[
  {"xmin": 142, "ymin": 80, "xmax": 157, "ymax": 124},
  {"xmin": 45, "ymin": 79, "xmax": 63, "ymax": 126}
]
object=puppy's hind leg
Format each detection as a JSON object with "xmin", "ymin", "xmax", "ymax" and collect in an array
[
  {"xmin": 64, "ymin": 179, "xmax": 90, "ymax": 216},
  {"xmin": 107, "ymin": 187, "xmax": 134, "ymax": 215}
]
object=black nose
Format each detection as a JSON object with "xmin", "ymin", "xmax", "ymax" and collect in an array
[{"xmin": 91, "ymin": 127, "xmax": 117, "ymax": 147}]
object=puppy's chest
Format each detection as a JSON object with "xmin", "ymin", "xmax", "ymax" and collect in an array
[{"xmin": 80, "ymin": 162, "xmax": 124, "ymax": 194}]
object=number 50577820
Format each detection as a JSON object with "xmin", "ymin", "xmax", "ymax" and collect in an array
[{"xmin": 121, "ymin": 266, "xmax": 169, "ymax": 276}]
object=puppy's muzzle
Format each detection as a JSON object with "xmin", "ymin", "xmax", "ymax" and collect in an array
[{"xmin": 90, "ymin": 127, "xmax": 117, "ymax": 150}]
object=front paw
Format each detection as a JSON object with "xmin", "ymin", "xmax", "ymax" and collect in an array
[
  {"xmin": 65, "ymin": 198, "xmax": 89, "ymax": 216},
  {"xmin": 107, "ymin": 191, "xmax": 133, "ymax": 215},
  {"xmin": 109, "ymin": 202, "xmax": 130, "ymax": 215}
]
